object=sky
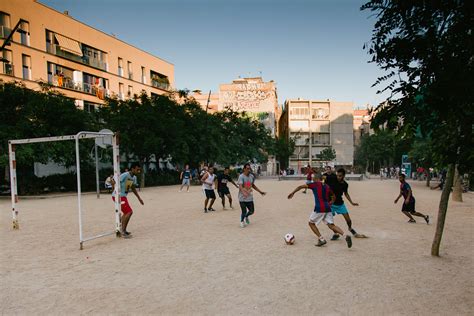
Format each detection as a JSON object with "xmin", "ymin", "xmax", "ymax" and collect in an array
[{"xmin": 41, "ymin": 0, "xmax": 387, "ymax": 108}]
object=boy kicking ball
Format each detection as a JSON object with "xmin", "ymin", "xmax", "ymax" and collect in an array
[{"xmin": 288, "ymin": 172, "xmax": 352, "ymax": 248}]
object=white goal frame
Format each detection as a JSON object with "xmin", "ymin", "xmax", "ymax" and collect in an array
[{"xmin": 8, "ymin": 131, "xmax": 122, "ymax": 250}]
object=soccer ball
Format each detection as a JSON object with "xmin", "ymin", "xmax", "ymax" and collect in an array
[{"xmin": 284, "ymin": 233, "xmax": 295, "ymax": 245}]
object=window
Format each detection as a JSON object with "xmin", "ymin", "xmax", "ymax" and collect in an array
[
  {"xmin": 150, "ymin": 70, "xmax": 169, "ymax": 89},
  {"xmin": 290, "ymin": 107, "xmax": 309, "ymax": 119},
  {"xmin": 127, "ymin": 85, "xmax": 133, "ymax": 97},
  {"xmin": 119, "ymin": 83, "xmax": 124, "ymax": 100},
  {"xmin": 127, "ymin": 61, "xmax": 133, "ymax": 80},
  {"xmin": 0, "ymin": 12, "xmax": 11, "ymax": 38},
  {"xmin": 18, "ymin": 20, "xmax": 30, "ymax": 46},
  {"xmin": 118, "ymin": 58, "xmax": 123, "ymax": 77},
  {"xmin": 84, "ymin": 101, "xmax": 99, "ymax": 113},
  {"xmin": 141, "ymin": 66, "xmax": 146, "ymax": 84},
  {"xmin": 1, "ymin": 49, "xmax": 13, "ymax": 76},
  {"xmin": 22, "ymin": 54, "xmax": 31, "ymax": 80}
]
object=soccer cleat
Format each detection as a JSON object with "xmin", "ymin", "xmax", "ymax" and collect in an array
[
  {"xmin": 424, "ymin": 215, "xmax": 430, "ymax": 224},
  {"xmin": 345, "ymin": 235, "xmax": 352, "ymax": 248},
  {"xmin": 245, "ymin": 217, "xmax": 250, "ymax": 225},
  {"xmin": 240, "ymin": 221, "xmax": 246, "ymax": 228},
  {"xmin": 315, "ymin": 239, "xmax": 327, "ymax": 247},
  {"xmin": 331, "ymin": 234, "xmax": 340, "ymax": 241}
]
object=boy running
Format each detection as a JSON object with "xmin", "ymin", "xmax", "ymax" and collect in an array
[
  {"xmin": 111, "ymin": 163, "xmax": 144, "ymax": 237},
  {"xmin": 395, "ymin": 174, "xmax": 430, "ymax": 224},
  {"xmin": 238, "ymin": 163, "xmax": 266, "ymax": 228},
  {"xmin": 180, "ymin": 164, "xmax": 192, "ymax": 192},
  {"xmin": 330, "ymin": 168, "xmax": 367, "ymax": 240},
  {"xmin": 288, "ymin": 172, "xmax": 352, "ymax": 248},
  {"xmin": 201, "ymin": 166, "xmax": 216, "ymax": 213},
  {"xmin": 217, "ymin": 167, "xmax": 238, "ymax": 209}
]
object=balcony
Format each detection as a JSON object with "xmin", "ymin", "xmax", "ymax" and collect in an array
[
  {"xmin": 46, "ymin": 43, "xmax": 107, "ymax": 71},
  {"xmin": 49, "ymin": 76, "xmax": 107, "ymax": 99},
  {"xmin": 0, "ymin": 25, "xmax": 11, "ymax": 38},
  {"xmin": 2, "ymin": 63, "xmax": 14, "ymax": 76},
  {"xmin": 151, "ymin": 79, "xmax": 169, "ymax": 90}
]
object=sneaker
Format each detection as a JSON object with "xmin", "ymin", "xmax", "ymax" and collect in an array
[
  {"xmin": 245, "ymin": 217, "xmax": 250, "ymax": 225},
  {"xmin": 240, "ymin": 221, "xmax": 246, "ymax": 228},
  {"xmin": 315, "ymin": 239, "xmax": 327, "ymax": 247},
  {"xmin": 121, "ymin": 232, "xmax": 132, "ymax": 239},
  {"xmin": 408, "ymin": 219, "xmax": 416, "ymax": 223},
  {"xmin": 204, "ymin": 208, "xmax": 208, "ymax": 213},
  {"xmin": 209, "ymin": 208, "xmax": 216, "ymax": 212},
  {"xmin": 345, "ymin": 235, "xmax": 353, "ymax": 248},
  {"xmin": 123, "ymin": 231, "xmax": 131, "ymax": 236},
  {"xmin": 424, "ymin": 215, "xmax": 430, "ymax": 224},
  {"xmin": 330, "ymin": 234, "xmax": 340, "ymax": 241}
]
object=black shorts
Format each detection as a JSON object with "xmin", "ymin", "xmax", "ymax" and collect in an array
[
  {"xmin": 205, "ymin": 189, "xmax": 216, "ymax": 199},
  {"xmin": 218, "ymin": 187, "xmax": 230, "ymax": 198},
  {"xmin": 401, "ymin": 200, "xmax": 416, "ymax": 213}
]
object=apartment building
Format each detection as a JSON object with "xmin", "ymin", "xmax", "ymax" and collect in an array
[
  {"xmin": 353, "ymin": 109, "xmax": 371, "ymax": 147},
  {"xmin": 279, "ymin": 99, "xmax": 354, "ymax": 172},
  {"xmin": 0, "ymin": 0, "xmax": 174, "ymax": 111}
]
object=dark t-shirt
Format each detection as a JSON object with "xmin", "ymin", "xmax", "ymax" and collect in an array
[
  {"xmin": 323, "ymin": 173, "xmax": 338, "ymax": 189},
  {"xmin": 400, "ymin": 182, "xmax": 415, "ymax": 203},
  {"xmin": 331, "ymin": 180, "xmax": 348, "ymax": 205},
  {"xmin": 217, "ymin": 174, "xmax": 232, "ymax": 191}
]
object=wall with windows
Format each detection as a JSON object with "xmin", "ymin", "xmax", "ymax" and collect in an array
[{"xmin": 0, "ymin": 0, "xmax": 174, "ymax": 109}]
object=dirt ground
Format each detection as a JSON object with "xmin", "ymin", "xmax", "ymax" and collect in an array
[{"xmin": 1, "ymin": 178, "xmax": 473, "ymax": 315}]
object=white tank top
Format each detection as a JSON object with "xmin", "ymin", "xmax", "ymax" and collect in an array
[{"xmin": 203, "ymin": 173, "xmax": 215, "ymax": 190}]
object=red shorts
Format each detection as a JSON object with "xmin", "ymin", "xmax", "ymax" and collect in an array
[{"xmin": 112, "ymin": 196, "xmax": 133, "ymax": 215}]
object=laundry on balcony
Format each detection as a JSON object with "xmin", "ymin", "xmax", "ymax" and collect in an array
[{"xmin": 54, "ymin": 33, "xmax": 83, "ymax": 56}]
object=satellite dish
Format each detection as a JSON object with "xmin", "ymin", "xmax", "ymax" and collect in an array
[{"xmin": 95, "ymin": 129, "xmax": 113, "ymax": 148}]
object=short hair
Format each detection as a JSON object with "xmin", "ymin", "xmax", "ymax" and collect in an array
[
  {"xmin": 313, "ymin": 172, "xmax": 323, "ymax": 180},
  {"xmin": 399, "ymin": 173, "xmax": 406, "ymax": 178},
  {"xmin": 224, "ymin": 166, "xmax": 230, "ymax": 170},
  {"xmin": 337, "ymin": 168, "xmax": 346, "ymax": 175},
  {"xmin": 244, "ymin": 163, "xmax": 251, "ymax": 169},
  {"xmin": 130, "ymin": 162, "xmax": 140, "ymax": 169}
]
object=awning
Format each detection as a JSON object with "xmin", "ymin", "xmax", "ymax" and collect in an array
[{"xmin": 54, "ymin": 33, "xmax": 83, "ymax": 56}]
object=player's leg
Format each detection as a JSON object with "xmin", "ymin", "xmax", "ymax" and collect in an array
[
  {"xmin": 240, "ymin": 202, "xmax": 248, "ymax": 227},
  {"xmin": 309, "ymin": 212, "xmax": 327, "ymax": 246},
  {"xmin": 120, "ymin": 197, "xmax": 133, "ymax": 237},
  {"xmin": 411, "ymin": 211, "xmax": 429, "ymax": 224},
  {"xmin": 402, "ymin": 202, "xmax": 417, "ymax": 223},
  {"xmin": 244, "ymin": 202, "xmax": 254, "ymax": 224},
  {"xmin": 204, "ymin": 196, "xmax": 209, "ymax": 212},
  {"xmin": 219, "ymin": 191, "xmax": 226, "ymax": 209},
  {"xmin": 227, "ymin": 193, "xmax": 233, "ymax": 209},
  {"xmin": 325, "ymin": 213, "xmax": 352, "ymax": 248},
  {"xmin": 208, "ymin": 190, "xmax": 216, "ymax": 211}
]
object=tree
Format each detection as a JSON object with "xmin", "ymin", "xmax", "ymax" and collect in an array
[
  {"xmin": 408, "ymin": 137, "xmax": 435, "ymax": 187},
  {"xmin": 273, "ymin": 136, "xmax": 295, "ymax": 171},
  {"xmin": 317, "ymin": 147, "xmax": 336, "ymax": 162},
  {"xmin": 361, "ymin": 0, "xmax": 474, "ymax": 256}
]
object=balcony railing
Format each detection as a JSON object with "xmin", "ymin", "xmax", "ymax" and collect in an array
[
  {"xmin": 46, "ymin": 43, "xmax": 107, "ymax": 71},
  {"xmin": 151, "ymin": 79, "xmax": 170, "ymax": 90},
  {"xmin": 2, "ymin": 63, "xmax": 14, "ymax": 76},
  {"xmin": 0, "ymin": 25, "xmax": 11, "ymax": 38},
  {"xmin": 49, "ymin": 76, "xmax": 107, "ymax": 99}
]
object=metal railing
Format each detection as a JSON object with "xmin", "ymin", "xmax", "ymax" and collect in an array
[
  {"xmin": 151, "ymin": 79, "xmax": 170, "ymax": 90},
  {"xmin": 46, "ymin": 43, "xmax": 107, "ymax": 71},
  {"xmin": 49, "ymin": 76, "xmax": 106, "ymax": 99}
]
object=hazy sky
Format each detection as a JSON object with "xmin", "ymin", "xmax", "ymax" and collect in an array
[{"xmin": 41, "ymin": 0, "xmax": 386, "ymax": 108}]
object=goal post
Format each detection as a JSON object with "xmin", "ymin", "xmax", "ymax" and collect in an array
[{"xmin": 8, "ymin": 131, "xmax": 122, "ymax": 250}]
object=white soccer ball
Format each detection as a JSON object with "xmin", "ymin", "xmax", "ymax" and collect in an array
[{"xmin": 284, "ymin": 233, "xmax": 295, "ymax": 245}]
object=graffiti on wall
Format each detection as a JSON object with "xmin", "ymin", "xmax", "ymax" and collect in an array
[{"xmin": 221, "ymin": 83, "xmax": 275, "ymax": 112}]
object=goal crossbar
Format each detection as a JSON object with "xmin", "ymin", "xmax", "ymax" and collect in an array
[{"xmin": 8, "ymin": 131, "xmax": 122, "ymax": 250}]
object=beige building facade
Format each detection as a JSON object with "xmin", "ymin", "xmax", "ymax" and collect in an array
[
  {"xmin": 0, "ymin": 0, "xmax": 174, "ymax": 110},
  {"xmin": 353, "ymin": 109, "xmax": 371, "ymax": 147},
  {"xmin": 280, "ymin": 99, "xmax": 354, "ymax": 172}
]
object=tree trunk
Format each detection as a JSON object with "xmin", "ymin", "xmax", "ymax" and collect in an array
[
  {"xmin": 426, "ymin": 171, "xmax": 431, "ymax": 187},
  {"xmin": 452, "ymin": 165, "xmax": 463, "ymax": 202},
  {"xmin": 431, "ymin": 164, "xmax": 455, "ymax": 256}
]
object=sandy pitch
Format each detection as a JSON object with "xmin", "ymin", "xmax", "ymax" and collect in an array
[{"xmin": 1, "ymin": 179, "xmax": 473, "ymax": 315}]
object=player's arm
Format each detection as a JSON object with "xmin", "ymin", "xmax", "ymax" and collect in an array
[
  {"xmin": 201, "ymin": 173, "xmax": 209, "ymax": 182},
  {"xmin": 287, "ymin": 184, "xmax": 308, "ymax": 199},
  {"xmin": 180, "ymin": 171, "xmax": 183, "ymax": 180},
  {"xmin": 252, "ymin": 183, "xmax": 266, "ymax": 196},
  {"xmin": 131, "ymin": 186, "xmax": 144, "ymax": 205},
  {"xmin": 394, "ymin": 191, "xmax": 403, "ymax": 203},
  {"xmin": 344, "ymin": 191, "xmax": 359, "ymax": 206}
]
